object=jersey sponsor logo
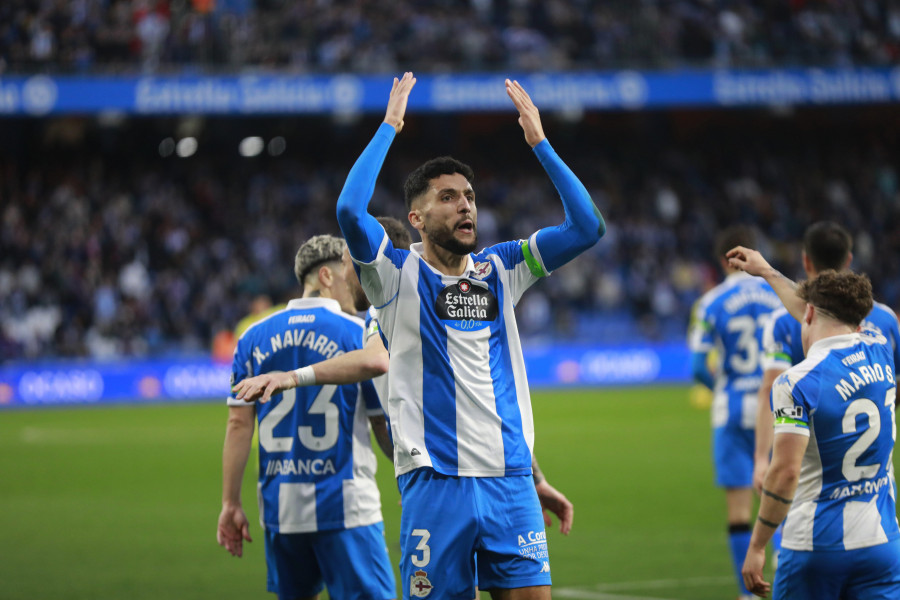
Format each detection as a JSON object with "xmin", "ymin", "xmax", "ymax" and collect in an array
[
  {"xmin": 263, "ymin": 458, "xmax": 336, "ymax": 476},
  {"xmin": 829, "ymin": 473, "xmax": 891, "ymax": 500},
  {"xmin": 434, "ymin": 280, "xmax": 498, "ymax": 330},
  {"xmin": 774, "ymin": 406, "xmax": 804, "ymax": 421},
  {"xmin": 516, "ymin": 529, "xmax": 548, "ymax": 561},
  {"xmin": 287, "ymin": 314, "xmax": 316, "ymax": 324},
  {"xmin": 471, "ymin": 261, "xmax": 492, "ymax": 280},
  {"xmin": 409, "ymin": 570, "xmax": 433, "ymax": 598}
]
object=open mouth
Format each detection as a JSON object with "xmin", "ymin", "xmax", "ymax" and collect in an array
[{"xmin": 457, "ymin": 221, "xmax": 474, "ymax": 234}]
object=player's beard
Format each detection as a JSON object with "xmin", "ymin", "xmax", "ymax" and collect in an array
[
  {"xmin": 428, "ymin": 220, "xmax": 478, "ymax": 256},
  {"xmin": 349, "ymin": 280, "xmax": 369, "ymax": 312}
]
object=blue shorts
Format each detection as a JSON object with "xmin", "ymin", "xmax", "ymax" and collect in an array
[
  {"xmin": 397, "ymin": 468, "xmax": 551, "ymax": 600},
  {"xmin": 772, "ymin": 540, "xmax": 900, "ymax": 600},
  {"xmin": 264, "ymin": 521, "xmax": 396, "ymax": 600},
  {"xmin": 712, "ymin": 426, "xmax": 754, "ymax": 488}
]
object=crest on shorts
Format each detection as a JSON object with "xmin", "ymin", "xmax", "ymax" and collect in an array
[
  {"xmin": 410, "ymin": 570, "xmax": 433, "ymax": 598},
  {"xmin": 472, "ymin": 261, "xmax": 492, "ymax": 280}
]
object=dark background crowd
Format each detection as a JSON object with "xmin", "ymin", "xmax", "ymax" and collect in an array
[
  {"xmin": 2, "ymin": 0, "xmax": 900, "ymax": 74},
  {"xmin": 2, "ymin": 0, "xmax": 900, "ymax": 362},
  {"xmin": 2, "ymin": 103, "xmax": 900, "ymax": 361}
]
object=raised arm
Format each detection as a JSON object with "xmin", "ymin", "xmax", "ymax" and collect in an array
[
  {"xmin": 336, "ymin": 72, "xmax": 416, "ymax": 263},
  {"xmin": 727, "ymin": 246, "xmax": 805, "ymax": 321},
  {"xmin": 505, "ymin": 79, "xmax": 606, "ymax": 272}
]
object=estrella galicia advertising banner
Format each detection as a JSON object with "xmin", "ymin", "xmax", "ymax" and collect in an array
[
  {"xmin": 0, "ymin": 67, "xmax": 899, "ymax": 116},
  {"xmin": 0, "ymin": 343, "xmax": 691, "ymax": 408}
]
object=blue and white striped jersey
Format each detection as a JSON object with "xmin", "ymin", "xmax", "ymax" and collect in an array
[
  {"xmin": 227, "ymin": 298, "xmax": 384, "ymax": 534},
  {"xmin": 354, "ymin": 235, "xmax": 544, "ymax": 478},
  {"xmin": 689, "ymin": 272, "xmax": 783, "ymax": 429},
  {"xmin": 762, "ymin": 302, "xmax": 900, "ymax": 373},
  {"xmin": 336, "ymin": 122, "xmax": 604, "ymax": 480},
  {"xmin": 364, "ymin": 305, "xmax": 390, "ymax": 418},
  {"xmin": 772, "ymin": 332, "xmax": 899, "ymax": 551}
]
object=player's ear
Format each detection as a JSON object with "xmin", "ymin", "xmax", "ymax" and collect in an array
[
  {"xmin": 408, "ymin": 208, "xmax": 424, "ymax": 231},
  {"xmin": 318, "ymin": 264, "xmax": 334, "ymax": 288},
  {"xmin": 804, "ymin": 303, "xmax": 814, "ymax": 326}
]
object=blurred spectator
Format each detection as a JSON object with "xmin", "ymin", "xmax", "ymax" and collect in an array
[
  {"xmin": 2, "ymin": 106, "xmax": 900, "ymax": 361},
  {"xmin": 3, "ymin": 0, "xmax": 900, "ymax": 75}
]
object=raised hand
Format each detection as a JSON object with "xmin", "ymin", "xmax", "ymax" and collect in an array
[
  {"xmin": 506, "ymin": 79, "xmax": 546, "ymax": 148},
  {"xmin": 726, "ymin": 246, "xmax": 773, "ymax": 278},
  {"xmin": 384, "ymin": 72, "xmax": 416, "ymax": 133}
]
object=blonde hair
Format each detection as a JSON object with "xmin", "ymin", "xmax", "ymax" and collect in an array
[{"xmin": 294, "ymin": 235, "xmax": 346, "ymax": 289}]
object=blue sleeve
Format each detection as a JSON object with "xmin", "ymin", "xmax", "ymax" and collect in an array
[
  {"xmin": 691, "ymin": 351, "xmax": 714, "ymax": 390},
  {"xmin": 336, "ymin": 122, "xmax": 397, "ymax": 263},
  {"xmin": 360, "ymin": 379, "xmax": 381, "ymax": 412},
  {"xmin": 531, "ymin": 139, "xmax": 606, "ymax": 272}
]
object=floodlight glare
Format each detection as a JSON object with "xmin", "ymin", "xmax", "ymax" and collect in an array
[
  {"xmin": 239, "ymin": 136, "xmax": 265, "ymax": 157},
  {"xmin": 268, "ymin": 136, "xmax": 287, "ymax": 156},
  {"xmin": 176, "ymin": 137, "xmax": 198, "ymax": 158},
  {"xmin": 159, "ymin": 137, "xmax": 175, "ymax": 157}
]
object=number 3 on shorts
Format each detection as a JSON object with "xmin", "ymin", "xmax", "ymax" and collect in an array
[{"xmin": 411, "ymin": 529, "xmax": 431, "ymax": 567}]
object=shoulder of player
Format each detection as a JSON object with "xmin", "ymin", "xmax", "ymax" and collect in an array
[
  {"xmin": 235, "ymin": 305, "xmax": 294, "ymax": 344},
  {"xmin": 870, "ymin": 300, "xmax": 899, "ymax": 324},
  {"xmin": 778, "ymin": 344, "xmax": 836, "ymax": 390}
]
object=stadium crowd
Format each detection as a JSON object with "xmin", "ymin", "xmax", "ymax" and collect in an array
[
  {"xmin": 2, "ymin": 0, "xmax": 900, "ymax": 74},
  {"xmin": 1, "ymin": 107, "xmax": 899, "ymax": 361}
]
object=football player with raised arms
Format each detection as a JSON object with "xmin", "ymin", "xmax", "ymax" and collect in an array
[{"xmin": 333, "ymin": 72, "xmax": 603, "ymax": 600}]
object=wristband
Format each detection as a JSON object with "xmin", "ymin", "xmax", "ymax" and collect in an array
[{"xmin": 292, "ymin": 366, "xmax": 316, "ymax": 387}]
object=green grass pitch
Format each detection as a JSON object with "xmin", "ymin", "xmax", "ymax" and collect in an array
[{"xmin": 2, "ymin": 386, "xmax": 896, "ymax": 599}]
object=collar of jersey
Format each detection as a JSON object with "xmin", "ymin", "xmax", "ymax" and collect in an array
[
  {"xmin": 807, "ymin": 332, "xmax": 861, "ymax": 357},
  {"xmin": 725, "ymin": 271, "xmax": 754, "ymax": 284},
  {"xmin": 410, "ymin": 242, "xmax": 477, "ymax": 277},
  {"xmin": 286, "ymin": 297, "xmax": 342, "ymax": 313}
]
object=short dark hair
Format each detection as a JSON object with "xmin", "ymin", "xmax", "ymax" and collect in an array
[
  {"xmin": 377, "ymin": 216, "xmax": 413, "ymax": 250},
  {"xmin": 714, "ymin": 225, "xmax": 756, "ymax": 260},
  {"xmin": 403, "ymin": 156, "xmax": 474, "ymax": 210},
  {"xmin": 803, "ymin": 221, "xmax": 852, "ymax": 272},
  {"xmin": 797, "ymin": 270, "xmax": 873, "ymax": 327}
]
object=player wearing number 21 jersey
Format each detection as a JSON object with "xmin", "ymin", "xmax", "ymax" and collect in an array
[{"xmin": 721, "ymin": 252, "xmax": 900, "ymax": 599}]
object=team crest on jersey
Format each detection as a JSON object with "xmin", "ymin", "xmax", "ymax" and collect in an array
[
  {"xmin": 410, "ymin": 570, "xmax": 433, "ymax": 598},
  {"xmin": 435, "ymin": 280, "xmax": 498, "ymax": 330},
  {"xmin": 472, "ymin": 261, "xmax": 492, "ymax": 280}
]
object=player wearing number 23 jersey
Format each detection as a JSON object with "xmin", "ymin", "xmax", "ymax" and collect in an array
[{"xmin": 226, "ymin": 288, "xmax": 395, "ymax": 600}]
